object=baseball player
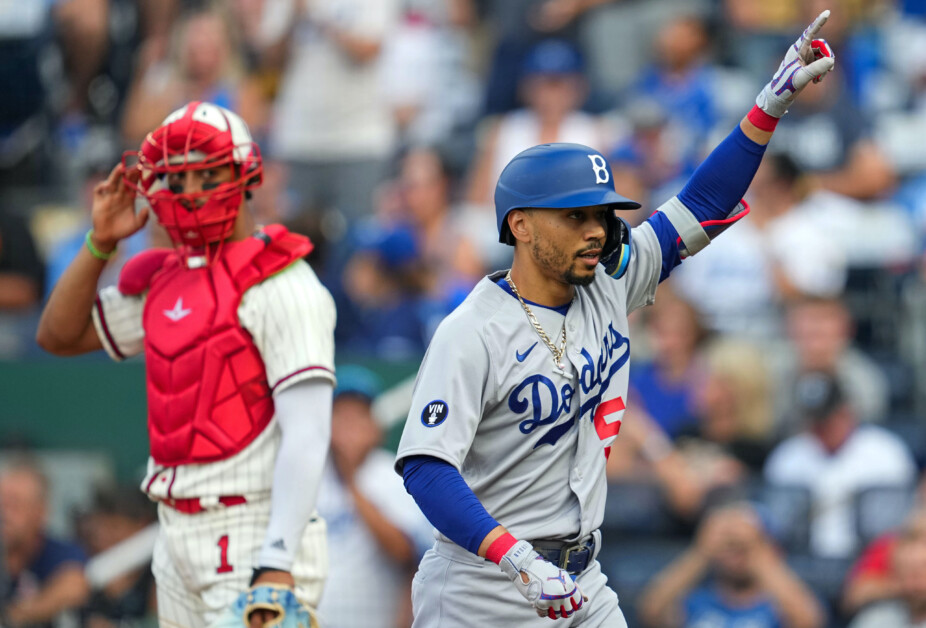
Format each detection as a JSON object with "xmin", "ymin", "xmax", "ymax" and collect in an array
[
  {"xmin": 36, "ymin": 102, "xmax": 335, "ymax": 628},
  {"xmin": 395, "ymin": 12, "xmax": 836, "ymax": 627}
]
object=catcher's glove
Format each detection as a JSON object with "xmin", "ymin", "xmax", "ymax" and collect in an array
[
  {"xmin": 498, "ymin": 540, "xmax": 586, "ymax": 620},
  {"xmin": 209, "ymin": 584, "xmax": 317, "ymax": 628}
]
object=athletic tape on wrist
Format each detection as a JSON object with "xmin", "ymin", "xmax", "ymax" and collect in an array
[
  {"xmin": 486, "ymin": 533, "xmax": 519, "ymax": 564},
  {"xmin": 747, "ymin": 105, "xmax": 780, "ymax": 132}
]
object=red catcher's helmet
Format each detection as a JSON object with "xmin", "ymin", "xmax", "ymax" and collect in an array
[{"xmin": 124, "ymin": 101, "xmax": 263, "ymax": 251}]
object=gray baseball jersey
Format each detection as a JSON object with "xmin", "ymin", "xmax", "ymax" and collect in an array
[{"xmin": 395, "ymin": 221, "xmax": 664, "ymax": 543}]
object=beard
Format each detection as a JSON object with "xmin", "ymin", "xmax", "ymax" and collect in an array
[
  {"xmin": 564, "ymin": 268, "xmax": 596, "ymax": 286},
  {"xmin": 531, "ymin": 237, "xmax": 598, "ymax": 287}
]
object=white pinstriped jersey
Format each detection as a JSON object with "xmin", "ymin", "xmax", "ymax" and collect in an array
[
  {"xmin": 91, "ymin": 259, "xmax": 336, "ymax": 500},
  {"xmin": 396, "ymin": 223, "xmax": 664, "ymax": 543}
]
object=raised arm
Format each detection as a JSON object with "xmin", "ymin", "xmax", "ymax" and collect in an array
[
  {"xmin": 636, "ymin": 11, "xmax": 836, "ymax": 281},
  {"xmin": 36, "ymin": 164, "xmax": 148, "ymax": 355}
]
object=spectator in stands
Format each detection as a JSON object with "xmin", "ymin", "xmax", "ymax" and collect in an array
[
  {"xmin": 0, "ymin": 204, "xmax": 45, "ymax": 359},
  {"xmin": 843, "ymin": 529, "xmax": 904, "ymax": 620},
  {"xmin": 476, "ymin": 0, "xmax": 616, "ymax": 115},
  {"xmin": 466, "ymin": 38, "xmax": 613, "ymax": 207},
  {"xmin": 671, "ymin": 153, "xmax": 847, "ymax": 340},
  {"xmin": 722, "ymin": 0, "xmax": 802, "ymax": 78},
  {"xmin": 764, "ymin": 371, "xmax": 917, "ymax": 559},
  {"xmin": 605, "ymin": 407, "xmax": 732, "ymax": 522},
  {"xmin": 0, "ymin": 0, "xmax": 108, "ymax": 187},
  {"xmin": 260, "ymin": 0, "xmax": 400, "ymax": 221},
  {"xmin": 0, "ymin": 457, "xmax": 89, "ymax": 628},
  {"xmin": 639, "ymin": 501, "xmax": 824, "ymax": 628},
  {"xmin": 395, "ymin": 147, "xmax": 485, "ymax": 299},
  {"xmin": 628, "ymin": 291, "xmax": 705, "ymax": 440},
  {"xmin": 608, "ymin": 98, "xmax": 694, "ymax": 209},
  {"xmin": 610, "ymin": 336, "xmax": 773, "ymax": 522},
  {"xmin": 847, "ymin": 506, "xmax": 926, "ymax": 628},
  {"xmin": 378, "ymin": 3, "xmax": 481, "ymax": 150},
  {"xmin": 316, "ymin": 366, "xmax": 431, "ymax": 628},
  {"xmin": 777, "ymin": 296, "xmax": 889, "ymax": 431},
  {"xmin": 624, "ymin": 15, "xmax": 719, "ymax": 173},
  {"xmin": 678, "ymin": 338, "xmax": 775, "ymax": 477},
  {"xmin": 77, "ymin": 485, "xmax": 157, "ymax": 628},
  {"xmin": 0, "ymin": 208, "xmax": 43, "ymax": 311},
  {"xmin": 121, "ymin": 7, "xmax": 262, "ymax": 145},
  {"xmin": 770, "ymin": 66, "xmax": 895, "ymax": 201},
  {"xmin": 841, "ymin": 474, "xmax": 926, "ymax": 617},
  {"xmin": 334, "ymin": 223, "xmax": 428, "ymax": 359}
]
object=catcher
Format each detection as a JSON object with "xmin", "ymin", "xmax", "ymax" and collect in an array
[{"xmin": 37, "ymin": 102, "xmax": 335, "ymax": 628}]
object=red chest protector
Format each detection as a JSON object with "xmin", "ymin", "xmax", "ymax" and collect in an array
[{"xmin": 119, "ymin": 225, "xmax": 313, "ymax": 466}]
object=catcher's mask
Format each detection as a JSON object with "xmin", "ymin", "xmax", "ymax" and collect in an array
[
  {"xmin": 494, "ymin": 142, "xmax": 640, "ymax": 278},
  {"xmin": 123, "ymin": 101, "xmax": 262, "ymax": 261}
]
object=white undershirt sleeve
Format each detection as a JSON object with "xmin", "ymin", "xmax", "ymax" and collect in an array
[
  {"xmin": 91, "ymin": 285, "xmax": 145, "ymax": 361},
  {"xmin": 258, "ymin": 378, "xmax": 333, "ymax": 571}
]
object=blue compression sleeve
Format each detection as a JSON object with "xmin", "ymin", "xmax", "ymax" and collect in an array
[
  {"xmin": 403, "ymin": 455, "xmax": 500, "ymax": 555},
  {"xmin": 644, "ymin": 212, "xmax": 683, "ymax": 282},
  {"xmin": 677, "ymin": 124, "xmax": 767, "ymax": 222}
]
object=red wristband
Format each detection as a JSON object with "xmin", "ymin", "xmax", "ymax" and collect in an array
[
  {"xmin": 486, "ymin": 533, "xmax": 518, "ymax": 564},
  {"xmin": 747, "ymin": 105, "xmax": 779, "ymax": 132}
]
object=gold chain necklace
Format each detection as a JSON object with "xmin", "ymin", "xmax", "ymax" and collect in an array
[{"xmin": 505, "ymin": 270, "xmax": 568, "ymax": 371}]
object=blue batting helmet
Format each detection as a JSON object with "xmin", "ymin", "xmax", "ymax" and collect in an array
[{"xmin": 495, "ymin": 143, "xmax": 640, "ymax": 245}]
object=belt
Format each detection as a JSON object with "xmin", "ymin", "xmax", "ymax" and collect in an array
[
  {"xmin": 530, "ymin": 535, "xmax": 596, "ymax": 576},
  {"xmin": 160, "ymin": 495, "xmax": 247, "ymax": 514}
]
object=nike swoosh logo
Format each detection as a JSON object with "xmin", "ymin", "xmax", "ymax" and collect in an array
[{"xmin": 516, "ymin": 342, "xmax": 538, "ymax": 362}]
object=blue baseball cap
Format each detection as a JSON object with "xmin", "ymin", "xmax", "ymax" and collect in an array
[
  {"xmin": 355, "ymin": 223, "xmax": 419, "ymax": 269},
  {"xmin": 334, "ymin": 365, "xmax": 383, "ymax": 402},
  {"xmin": 521, "ymin": 39, "xmax": 584, "ymax": 78}
]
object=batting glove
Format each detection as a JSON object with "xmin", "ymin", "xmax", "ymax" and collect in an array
[
  {"xmin": 755, "ymin": 10, "xmax": 836, "ymax": 119},
  {"xmin": 498, "ymin": 540, "xmax": 586, "ymax": 620},
  {"xmin": 208, "ymin": 583, "xmax": 317, "ymax": 628}
]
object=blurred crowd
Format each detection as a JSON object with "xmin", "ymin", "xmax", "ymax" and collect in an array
[{"xmin": 4, "ymin": 0, "xmax": 926, "ymax": 626}]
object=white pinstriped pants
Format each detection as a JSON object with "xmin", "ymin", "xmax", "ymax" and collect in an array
[{"xmin": 152, "ymin": 495, "xmax": 327, "ymax": 628}]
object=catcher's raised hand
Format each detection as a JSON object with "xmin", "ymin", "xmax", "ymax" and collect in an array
[
  {"xmin": 755, "ymin": 10, "xmax": 836, "ymax": 119},
  {"xmin": 90, "ymin": 163, "xmax": 148, "ymax": 252}
]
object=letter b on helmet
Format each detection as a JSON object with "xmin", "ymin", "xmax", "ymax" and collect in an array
[{"xmin": 587, "ymin": 154, "xmax": 610, "ymax": 184}]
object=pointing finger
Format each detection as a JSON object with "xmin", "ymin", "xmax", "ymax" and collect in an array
[{"xmin": 807, "ymin": 9, "xmax": 830, "ymax": 39}]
